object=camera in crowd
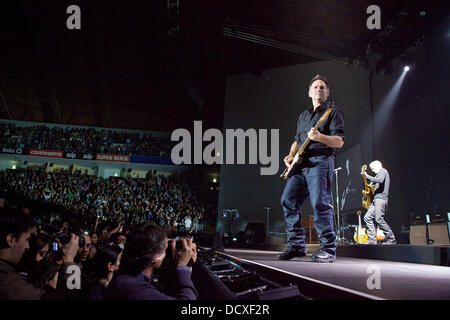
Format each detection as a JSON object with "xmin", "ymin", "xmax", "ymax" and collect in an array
[
  {"xmin": 168, "ymin": 229, "xmax": 194, "ymax": 249},
  {"xmin": 52, "ymin": 232, "xmax": 85, "ymax": 252}
]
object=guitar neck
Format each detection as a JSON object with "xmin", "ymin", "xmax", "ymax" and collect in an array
[{"xmin": 294, "ymin": 106, "xmax": 333, "ymax": 158}]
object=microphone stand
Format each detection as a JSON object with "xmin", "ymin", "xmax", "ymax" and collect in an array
[
  {"xmin": 334, "ymin": 167, "xmax": 349, "ymax": 245},
  {"xmin": 264, "ymin": 207, "xmax": 271, "ymax": 241}
]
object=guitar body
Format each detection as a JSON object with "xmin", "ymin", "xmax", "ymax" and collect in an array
[
  {"xmin": 361, "ymin": 165, "xmax": 374, "ymax": 209},
  {"xmin": 281, "ymin": 107, "xmax": 334, "ymax": 181},
  {"xmin": 362, "ymin": 184, "xmax": 374, "ymax": 209},
  {"xmin": 354, "ymin": 210, "xmax": 368, "ymax": 244},
  {"xmin": 354, "ymin": 227, "xmax": 368, "ymax": 244},
  {"xmin": 376, "ymin": 228, "xmax": 385, "ymax": 241},
  {"xmin": 281, "ymin": 155, "xmax": 304, "ymax": 180}
]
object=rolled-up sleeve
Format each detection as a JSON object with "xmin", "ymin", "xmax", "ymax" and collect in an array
[
  {"xmin": 329, "ymin": 108, "xmax": 345, "ymax": 141},
  {"xmin": 294, "ymin": 115, "xmax": 303, "ymax": 144}
]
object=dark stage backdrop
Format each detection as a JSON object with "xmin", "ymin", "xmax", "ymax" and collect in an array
[{"xmin": 334, "ymin": 143, "xmax": 364, "ymax": 215}]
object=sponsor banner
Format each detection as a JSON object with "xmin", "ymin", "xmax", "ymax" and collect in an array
[
  {"xmin": 96, "ymin": 154, "xmax": 130, "ymax": 162},
  {"xmin": 1, "ymin": 147, "xmax": 25, "ymax": 155},
  {"xmin": 29, "ymin": 149, "xmax": 63, "ymax": 158},
  {"xmin": 65, "ymin": 152, "xmax": 77, "ymax": 160},
  {"xmin": 81, "ymin": 153, "xmax": 94, "ymax": 161},
  {"xmin": 63, "ymin": 152, "xmax": 95, "ymax": 161},
  {"xmin": 130, "ymin": 156, "xmax": 174, "ymax": 165}
]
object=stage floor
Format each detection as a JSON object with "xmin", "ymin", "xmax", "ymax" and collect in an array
[{"xmin": 223, "ymin": 248, "xmax": 450, "ymax": 300}]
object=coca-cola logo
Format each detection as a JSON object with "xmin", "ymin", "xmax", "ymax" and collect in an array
[
  {"xmin": 83, "ymin": 154, "xmax": 93, "ymax": 160},
  {"xmin": 66, "ymin": 153, "xmax": 77, "ymax": 159}
]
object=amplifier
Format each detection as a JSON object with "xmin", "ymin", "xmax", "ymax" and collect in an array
[
  {"xmin": 410, "ymin": 213, "xmax": 426, "ymax": 226},
  {"xmin": 410, "ymin": 225, "xmax": 427, "ymax": 245},
  {"xmin": 431, "ymin": 213, "xmax": 447, "ymax": 223},
  {"xmin": 410, "ymin": 223, "xmax": 450, "ymax": 245},
  {"xmin": 428, "ymin": 223, "xmax": 450, "ymax": 245}
]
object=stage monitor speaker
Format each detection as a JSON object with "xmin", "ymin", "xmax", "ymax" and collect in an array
[
  {"xmin": 410, "ymin": 225, "xmax": 427, "ymax": 245},
  {"xmin": 212, "ymin": 231, "xmax": 224, "ymax": 251},
  {"xmin": 428, "ymin": 223, "xmax": 450, "ymax": 245},
  {"xmin": 244, "ymin": 222, "xmax": 266, "ymax": 244}
]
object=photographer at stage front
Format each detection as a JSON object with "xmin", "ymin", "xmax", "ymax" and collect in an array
[{"xmin": 105, "ymin": 223, "xmax": 198, "ymax": 300}]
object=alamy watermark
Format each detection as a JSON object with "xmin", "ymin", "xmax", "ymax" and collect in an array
[
  {"xmin": 66, "ymin": 5, "xmax": 81, "ymax": 30},
  {"xmin": 171, "ymin": 121, "xmax": 279, "ymax": 175},
  {"xmin": 367, "ymin": 5, "xmax": 381, "ymax": 30},
  {"xmin": 366, "ymin": 264, "xmax": 381, "ymax": 290},
  {"xmin": 65, "ymin": 5, "xmax": 380, "ymax": 31},
  {"xmin": 66, "ymin": 265, "xmax": 81, "ymax": 290}
]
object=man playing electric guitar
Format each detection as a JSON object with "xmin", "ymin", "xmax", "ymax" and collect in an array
[
  {"xmin": 361, "ymin": 161, "xmax": 396, "ymax": 244},
  {"xmin": 278, "ymin": 75, "xmax": 345, "ymax": 263}
]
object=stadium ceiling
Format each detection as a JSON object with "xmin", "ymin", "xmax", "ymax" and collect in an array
[{"xmin": 1, "ymin": 0, "xmax": 448, "ymax": 132}]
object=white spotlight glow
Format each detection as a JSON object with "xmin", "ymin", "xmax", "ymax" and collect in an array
[{"xmin": 404, "ymin": 66, "xmax": 410, "ymax": 72}]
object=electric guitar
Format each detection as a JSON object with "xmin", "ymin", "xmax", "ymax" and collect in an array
[
  {"xmin": 376, "ymin": 228, "xmax": 385, "ymax": 241},
  {"xmin": 354, "ymin": 210, "xmax": 368, "ymax": 244},
  {"xmin": 361, "ymin": 165, "xmax": 374, "ymax": 209},
  {"xmin": 354, "ymin": 210, "xmax": 385, "ymax": 243},
  {"xmin": 280, "ymin": 107, "xmax": 334, "ymax": 180}
]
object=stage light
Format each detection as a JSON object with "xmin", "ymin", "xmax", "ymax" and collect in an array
[{"xmin": 404, "ymin": 66, "xmax": 410, "ymax": 72}]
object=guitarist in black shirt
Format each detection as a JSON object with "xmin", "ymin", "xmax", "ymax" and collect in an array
[{"xmin": 278, "ymin": 75, "xmax": 345, "ymax": 263}]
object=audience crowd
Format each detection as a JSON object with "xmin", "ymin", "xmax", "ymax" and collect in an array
[
  {"xmin": 0, "ymin": 120, "xmax": 222, "ymax": 301},
  {"xmin": 0, "ymin": 168, "xmax": 205, "ymax": 234},
  {"xmin": 0, "ymin": 122, "xmax": 173, "ymax": 157},
  {"xmin": 0, "ymin": 166, "xmax": 207, "ymax": 300}
]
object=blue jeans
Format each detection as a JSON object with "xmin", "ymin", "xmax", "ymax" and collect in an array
[{"xmin": 280, "ymin": 155, "xmax": 336, "ymax": 255}]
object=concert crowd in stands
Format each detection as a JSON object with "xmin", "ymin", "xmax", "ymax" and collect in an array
[
  {"xmin": 0, "ymin": 122, "xmax": 173, "ymax": 157},
  {"xmin": 0, "ymin": 167, "xmax": 206, "ymax": 300},
  {"xmin": 0, "ymin": 168, "xmax": 205, "ymax": 235}
]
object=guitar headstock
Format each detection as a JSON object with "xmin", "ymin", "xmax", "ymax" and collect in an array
[{"xmin": 361, "ymin": 165, "xmax": 367, "ymax": 174}]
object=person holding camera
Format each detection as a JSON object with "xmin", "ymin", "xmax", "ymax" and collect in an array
[
  {"xmin": 0, "ymin": 209, "xmax": 78, "ymax": 299},
  {"xmin": 56, "ymin": 233, "xmax": 95, "ymax": 299},
  {"xmin": 105, "ymin": 223, "xmax": 198, "ymax": 300},
  {"xmin": 19, "ymin": 233, "xmax": 60, "ymax": 289}
]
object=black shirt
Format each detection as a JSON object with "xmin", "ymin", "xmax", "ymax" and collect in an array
[{"xmin": 294, "ymin": 101, "xmax": 345, "ymax": 157}]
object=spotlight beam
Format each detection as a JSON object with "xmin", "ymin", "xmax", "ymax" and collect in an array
[{"xmin": 370, "ymin": 68, "xmax": 410, "ymax": 150}]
